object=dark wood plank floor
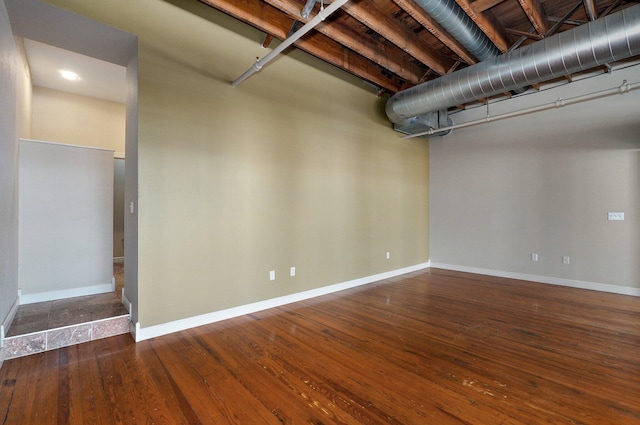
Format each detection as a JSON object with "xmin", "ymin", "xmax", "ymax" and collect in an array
[{"xmin": 1, "ymin": 268, "xmax": 639, "ymax": 424}]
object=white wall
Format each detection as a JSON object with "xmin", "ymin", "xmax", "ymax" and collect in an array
[
  {"xmin": 18, "ymin": 139, "xmax": 114, "ymax": 303},
  {"xmin": 0, "ymin": 0, "xmax": 31, "ymax": 347},
  {"xmin": 430, "ymin": 64, "xmax": 640, "ymax": 292}
]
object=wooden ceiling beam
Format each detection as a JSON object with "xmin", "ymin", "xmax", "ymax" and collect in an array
[
  {"xmin": 470, "ymin": 0, "xmax": 507, "ymax": 13},
  {"xmin": 264, "ymin": 0, "xmax": 425, "ymax": 85},
  {"xmin": 506, "ymin": 27, "xmax": 542, "ymax": 40},
  {"xmin": 517, "ymin": 0, "xmax": 551, "ymax": 36},
  {"xmin": 392, "ymin": 0, "xmax": 477, "ymax": 65},
  {"xmin": 198, "ymin": 0, "xmax": 404, "ymax": 93},
  {"xmin": 454, "ymin": 0, "xmax": 510, "ymax": 52},
  {"xmin": 342, "ymin": 0, "xmax": 452, "ymax": 75}
]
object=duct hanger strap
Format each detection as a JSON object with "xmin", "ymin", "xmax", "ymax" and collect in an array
[{"xmin": 232, "ymin": 0, "xmax": 349, "ymax": 87}]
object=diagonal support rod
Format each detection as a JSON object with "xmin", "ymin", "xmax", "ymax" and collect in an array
[{"xmin": 231, "ymin": 0, "xmax": 349, "ymax": 87}]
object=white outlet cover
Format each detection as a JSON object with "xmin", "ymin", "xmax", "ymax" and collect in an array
[
  {"xmin": 608, "ymin": 212, "xmax": 624, "ymax": 221},
  {"xmin": 290, "ymin": 267, "xmax": 296, "ymax": 277},
  {"xmin": 269, "ymin": 270, "xmax": 275, "ymax": 281}
]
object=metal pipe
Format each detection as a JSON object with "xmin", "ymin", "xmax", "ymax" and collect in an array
[
  {"xmin": 386, "ymin": 4, "xmax": 640, "ymax": 125},
  {"xmin": 401, "ymin": 80, "xmax": 639, "ymax": 139},
  {"xmin": 583, "ymin": 0, "xmax": 598, "ymax": 21},
  {"xmin": 413, "ymin": 0, "xmax": 501, "ymax": 61},
  {"xmin": 301, "ymin": 0, "xmax": 317, "ymax": 19},
  {"xmin": 232, "ymin": 0, "xmax": 349, "ymax": 87}
]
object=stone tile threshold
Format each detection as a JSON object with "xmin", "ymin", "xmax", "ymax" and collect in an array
[{"xmin": 3, "ymin": 314, "xmax": 130, "ymax": 360}]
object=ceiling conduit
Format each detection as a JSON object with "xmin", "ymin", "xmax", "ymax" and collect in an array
[
  {"xmin": 413, "ymin": 0, "xmax": 501, "ymax": 62},
  {"xmin": 386, "ymin": 4, "xmax": 640, "ymax": 136}
]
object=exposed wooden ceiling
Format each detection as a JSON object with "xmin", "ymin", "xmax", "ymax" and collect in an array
[{"xmin": 198, "ymin": 0, "xmax": 638, "ymax": 105}]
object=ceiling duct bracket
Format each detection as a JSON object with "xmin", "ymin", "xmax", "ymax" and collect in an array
[{"xmin": 393, "ymin": 110, "xmax": 452, "ymax": 138}]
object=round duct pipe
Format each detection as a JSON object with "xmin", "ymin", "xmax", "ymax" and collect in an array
[{"xmin": 386, "ymin": 4, "xmax": 640, "ymax": 127}]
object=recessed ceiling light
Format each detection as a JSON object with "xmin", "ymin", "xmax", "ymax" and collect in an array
[{"xmin": 59, "ymin": 70, "xmax": 80, "ymax": 81}]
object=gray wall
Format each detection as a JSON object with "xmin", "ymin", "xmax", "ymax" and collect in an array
[
  {"xmin": 0, "ymin": 0, "xmax": 31, "ymax": 339},
  {"xmin": 430, "ymin": 64, "xmax": 640, "ymax": 291},
  {"xmin": 18, "ymin": 140, "xmax": 114, "ymax": 302},
  {"xmin": 6, "ymin": 0, "xmax": 138, "ymax": 321},
  {"xmin": 114, "ymin": 158, "xmax": 125, "ymax": 258}
]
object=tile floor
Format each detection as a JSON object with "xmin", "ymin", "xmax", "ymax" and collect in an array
[
  {"xmin": 5, "ymin": 291, "xmax": 129, "ymax": 337},
  {"xmin": 2, "ymin": 263, "xmax": 130, "ymax": 359}
]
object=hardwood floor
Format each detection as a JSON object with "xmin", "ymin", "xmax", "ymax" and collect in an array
[{"xmin": 1, "ymin": 268, "xmax": 639, "ymax": 424}]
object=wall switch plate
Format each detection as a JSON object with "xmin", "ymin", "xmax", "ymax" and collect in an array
[
  {"xmin": 269, "ymin": 270, "xmax": 275, "ymax": 281},
  {"xmin": 386, "ymin": 252, "xmax": 390, "ymax": 259},
  {"xmin": 531, "ymin": 253, "xmax": 538, "ymax": 262},
  {"xmin": 562, "ymin": 256, "xmax": 570, "ymax": 265},
  {"xmin": 290, "ymin": 267, "xmax": 296, "ymax": 277},
  {"xmin": 608, "ymin": 212, "xmax": 624, "ymax": 221}
]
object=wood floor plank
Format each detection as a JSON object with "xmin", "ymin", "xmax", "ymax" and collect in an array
[{"xmin": 1, "ymin": 268, "xmax": 639, "ymax": 424}]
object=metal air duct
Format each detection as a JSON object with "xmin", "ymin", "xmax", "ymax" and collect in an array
[
  {"xmin": 413, "ymin": 0, "xmax": 501, "ymax": 62},
  {"xmin": 386, "ymin": 4, "xmax": 640, "ymax": 133}
]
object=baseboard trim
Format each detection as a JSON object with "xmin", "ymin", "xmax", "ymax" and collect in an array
[
  {"xmin": 122, "ymin": 290, "xmax": 132, "ymax": 314},
  {"xmin": 20, "ymin": 283, "xmax": 115, "ymax": 305},
  {"xmin": 1, "ymin": 295, "xmax": 20, "ymax": 348},
  {"xmin": 430, "ymin": 262, "xmax": 640, "ymax": 297},
  {"xmin": 135, "ymin": 261, "xmax": 431, "ymax": 342}
]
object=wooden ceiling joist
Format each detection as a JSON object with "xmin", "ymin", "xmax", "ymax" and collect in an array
[
  {"xmin": 391, "ymin": 0, "xmax": 478, "ymax": 65},
  {"xmin": 454, "ymin": 0, "xmax": 511, "ymax": 52},
  {"xmin": 196, "ymin": 0, "xmax": 640, "ymax": 104},
  {"xmin": 470, "ymin": 0, "xmax": 508, "ymax": 13},
  {"xmin": 517, "ymin": 0, "xmax": 551, "ymax": 36},
  {"xmin": 341, "ymin": 0, "xmax": 451, "ymax": 75},
  {"xmin": 199, "ymin": 0, "xmax": 405, "ymax": 93},
  {"xmin": 264, "ymin": 0, "xmax": 426, "ymax": 85}
]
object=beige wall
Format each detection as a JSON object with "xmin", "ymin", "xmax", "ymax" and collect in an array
[
  {"xmin": 47, "ymin": 0, "xmax": 430, "ymax": 328},
  {"xmin": 31, "ymin": 86, "xmax": 125, "ymax": 153},
  {"xmin": 430, "ymin": 65, "xmax": 640, "ymax": 290}
]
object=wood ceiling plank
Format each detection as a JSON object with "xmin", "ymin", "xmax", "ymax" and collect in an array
[
  {"xmin": 517, "ymin": 0, "xmax": 551, "ymax": 35},
  {"xmin": 198, "ymin": 0, "xmax": 404, "ymax": 93},
  {"xmin": 470, "ymin": 0, "xmax": 508, "ymax": 13},
  {"xmin": 392, "ymin": 0, "xmax": 477, "ymax": 65},
  {"xmin": 264, "ymin": 0, "xmax": 425, "ymax": 84},
  {"xmin": 454, "ymin": 0, "xmax": 510, "ymax": 52},
  {"xmin": 342, "ymin": 0, "xmax": 452, "ymax": 75}
]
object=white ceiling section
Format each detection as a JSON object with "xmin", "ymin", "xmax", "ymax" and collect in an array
[
  {"xmin": 24, "ymin": 39, "xmax": 126, "ymax": 103},
  {"xmin": 5, "ymin": 0, "xmax": 135, "ymax": 104}
]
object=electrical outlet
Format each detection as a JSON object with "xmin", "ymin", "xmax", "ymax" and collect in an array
[
  {"xmin": 386, "ymin": 252, "xmax": 390, "ymax": 259},
  {"xmin": 531, "ymin": 253, "xmax": 538, "ymax": 262},
  {"xmin": 608, "ymin": 212, "xmax": 624, "ymax": 221},
  {"xmin": 269, "ymin": 270, "xmax": 275, "ymax": 281},
  {"xmin": 290, "ymin": 267, "xmax": 296, "ymax": 277},
  {"xmin": 562, "ymin": 256, "xmax": 570, "ymax": 265}
]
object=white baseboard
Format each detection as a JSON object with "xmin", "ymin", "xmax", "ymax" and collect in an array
[
  {"xmin": 1, "ymin": 295, "xmax": 20, "ymax": 348},
  {"xmin": 122, "ymin": 290, "xmax": 132, "ymax": 313},
  {"xmin": 135, "ymin": 261, "xmax": 431, "ymax": 342},
  {"xmin": 20, "ymin": 283, "xmax": 115, "ymax": 305},
  {"xmin": 430, "ymin": 262, "xmax": 640, "ymax": 297}
]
